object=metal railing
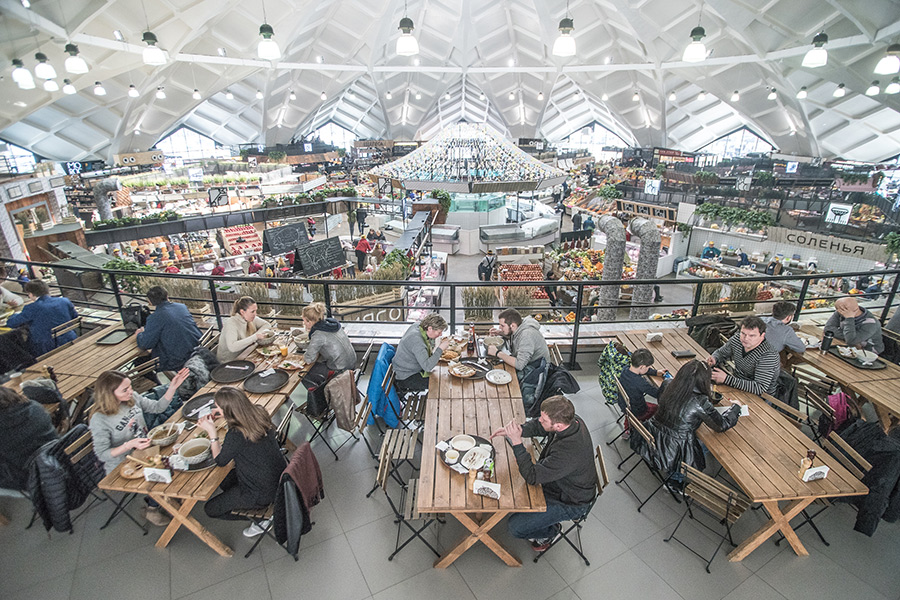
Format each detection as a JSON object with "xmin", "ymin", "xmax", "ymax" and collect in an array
[{"xmin": 5, "ymin": 256, "xmax": 898, "ymax": 371}]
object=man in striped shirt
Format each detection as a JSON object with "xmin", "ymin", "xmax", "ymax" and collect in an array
[{"xmin": 707, "ymin": 315, "xmax": 780, "ymax": 396}]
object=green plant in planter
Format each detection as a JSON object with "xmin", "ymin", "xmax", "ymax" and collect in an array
[
  {"xmin": 430, "ymin": 189, "xmax": 452, "ymax": 213},
  {"xmin": 655, "ymin": 163, "xmax": 667, "ymax": 178},
  {"xmin": 268, "ymin": 150, "xmax": 287, "ymax": 162},
  {"xmin": 239, "ymin": 148, "xmax": 251, "ymax": 160},
  {"xmin": 103, "ymin": 258, "xmax": 155, "ymax": 294},
  {"xmin": 885, "ymin": 231, "xmax": 900, "ymax": 265},
  {"xmin": 596, "ymin": 184, "xmax": 623, "ymax": 199},
  {"xmin": 753, "ymin": 171, "xmax": 776, "ymax": 187}
]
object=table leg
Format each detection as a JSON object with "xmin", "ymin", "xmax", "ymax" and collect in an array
[
  {"xmin": 872, "ymin": 403, "xmax": 896, "ymax": 434},
  {"xmin": 148, "ymin": 493, "xmax": 234, "ymax": 557},
  {"xmin": 434, "ymin": 511, "xmax": 520, "ymax": 568},
  {"xmin": 728, "ymin": 498, "xmax": 814, "ymax": 561}
]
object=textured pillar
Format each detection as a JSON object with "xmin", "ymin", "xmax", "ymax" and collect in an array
[
  {"xmin": 597, "ymin": 215, "xmax": 626, "ymax": 322},
  {"xmin": 92, "ymin": 178, "xmax": 120, "ymax": 221},
  {"xmin": 629, "ymin": 217, "xmax": 661, "ymax": 320}
]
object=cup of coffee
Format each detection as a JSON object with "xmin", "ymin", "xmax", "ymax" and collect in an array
[
  {"xmin": 821, "ymin": 331, "xmax": 834, "ymax": 352},
  {"xmin": 445, "ymin": 449, "xmax": 460, "ymax": 464}
]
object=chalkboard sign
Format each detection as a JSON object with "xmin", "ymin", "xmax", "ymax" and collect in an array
[
  {"xmin": 296, "ymin": 236, "xmax": 345, "ymax": 276},
  {"xmin": 263, "ymin": 223, "xmax": 309, "ymax": 254}
]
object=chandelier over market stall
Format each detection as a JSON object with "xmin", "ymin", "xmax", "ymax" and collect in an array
[{"xmin": 367, "ymin": 122, "xmax": 566, "ymax": 193}]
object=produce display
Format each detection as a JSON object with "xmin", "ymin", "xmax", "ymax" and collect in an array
[
  {"xmin": 651, "ymin": 309, "xmax": 690, "ymax": 320},
  {"xmin": 498, "ymin": 264, "xmax": 548, "ymax": 300}
]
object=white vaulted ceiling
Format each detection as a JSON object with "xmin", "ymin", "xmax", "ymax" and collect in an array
[{"xmin": 0, "ymin": 0, "xmax": 899, "ymax": 163}]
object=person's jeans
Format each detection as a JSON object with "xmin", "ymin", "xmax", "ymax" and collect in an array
[{"xmin": 508, "ymin": 498, "xmax": 591, "ymax": 541}]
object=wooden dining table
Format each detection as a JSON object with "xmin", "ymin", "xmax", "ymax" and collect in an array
[
  {"xmin": 418, "ymin": 361, "xmax": 546, "ymax": 568},
  {"xmin": 98, "ymin": 339, "xmax": 306, "ymax": 557},
  {"xmin": 29, "ymin": 321, "xmax": 147, "ymax": 377},
  {"xmin": 615, "ymin": 327, "xmax": 869, "ymax": 562}
]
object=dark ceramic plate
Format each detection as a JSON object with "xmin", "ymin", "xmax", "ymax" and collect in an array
[
  {"xmin": 210, "ymin": 360, "xmax": 256, "ymax": 383},
  {"xmin": 243, "ymin": 369, "xmax": 291, "ymax": 393}
]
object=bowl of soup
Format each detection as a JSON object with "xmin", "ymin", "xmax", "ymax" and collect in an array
[{"xmin": 178, "ymin": 438, "xmax": 212, "ymax": 465}]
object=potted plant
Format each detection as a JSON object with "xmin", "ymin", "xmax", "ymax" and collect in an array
[
  {"xmin": 431, "ymin": 189, "xmax": 451, "ymax": 224},
  {"xmin": 885, "ymin": 231, "xmax": 900, "ymax": 266}
]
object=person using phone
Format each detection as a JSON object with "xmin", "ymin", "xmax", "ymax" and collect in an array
[
  {"xmin": 706, "ymin": 315, "xmax": 780, "ymax": 396},
  {"xmin": 618, "ymin": 349, "xmax": 661, "ymax": 426}
]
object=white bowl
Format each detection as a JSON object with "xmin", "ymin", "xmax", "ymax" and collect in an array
[
  {"xmin": 148, "ymin": 424, "xmax": 179, "ymax": 446},
  {"xmin": 856, "ymin": 350, "xmax": 878, "ymax": 364},
  {"xmin": 450, "ymin": 434, "xmax": 476, "ymax": 452},
  {"xmin": 178, "ymin": 438, "xmax": 212, "ymax": 465}
]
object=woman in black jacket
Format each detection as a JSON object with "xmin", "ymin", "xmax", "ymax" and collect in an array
[
  {"xmin": 632, "ymin": 360, "xmax": 740, "ymax": 478},
  {"xmin": 0, "ymin": 388, "xmax": 57, "ymax": 489}
]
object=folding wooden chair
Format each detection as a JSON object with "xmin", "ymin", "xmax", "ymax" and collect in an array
[
  {"xmin": 799, "ymin": 385, "xmax": 834, "ymax": 442},
  {"xmin": 382, "ymin": 364, "xmax": 426, "ymax": 430},
  {"xmin": 792, "ymin": 364, "xmax": 836, "ymax": 401},
  {"xmin": 198, "ymin": 326, "xmax": 219, "ymax": 352},
  {"xmin": 374, "ymin": 456, "xmax": 440, "ymax": 561},
  {"xmin": 615, "ymin": 408, "xmax": 681, "ymax": 511},
  {"xmin": 548, "ymin": 343, "xmax": 564, "ymax": 367},
  {"xmin": 51, "ymin": 316, "xmax": 82, "ymax": 345},
  {"xmin": 606, "ymin": 375, "xmax": 630, "ymax": 446},
  {"xmin": 295, "ymin": 396, "xmax": 339, "ymax": 461},
  {"xmin": 534, "ymin": 445, "xmax": 610, "ymax": 566},
  {"xmin": 760, "ymin": 393, "xmax": 807, "ymax": 429},
  {"xmin": 119, "ymin": 357, "xmax": 161, "ymax": 395},
  {"xmin": 333, "ymin": 394, "xmax": 377, "ymax": 458},
  {"xmin": 664, "ymin": 463, "xmax": 750, "ymax": 573},
  {"xmin": 366, "ymin": 427, "xmax": 418, "ymax": 498}
]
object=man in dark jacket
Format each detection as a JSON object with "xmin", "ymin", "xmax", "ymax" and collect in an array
[
  {"xmin": 491, "ymin": 396, "xmax": 596, "ymax": 551},
  {"xmin": 136, "ymin": 286, "xmax": 202, "ymax": 372},
  {"xmin": 0, "ymin": 388, "xmax": 57, "ymax": 489},
  {"xmin": 7, "ymin": 280, "xmax": 79, "ymax": 357}
]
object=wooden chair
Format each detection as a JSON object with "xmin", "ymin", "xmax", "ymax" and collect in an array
[
  {"xmin": 615, "ymin": 408, "xmax": 681, "ymax": 511},
  {"xmin": 34, "ymin": 338, "xmax": 76, "ymax": 362},
  {"xmin": 354, "ymin": 339, "xmax": 376, "ymax": 389},
  {"xmin": 51, "ymin": 316, "xmax": 82, "ymax": 345},
  {"xmin": 664, "ymin": 463, "xmax": 750, "ymax": 573},
  {"xmin": 294, "ymin": 396, "xmax": 339, "ymax": 461},
  {"xmin": 198, "ymin": 326, "xmax": 219, "ymax": 352},
  {"xmin": 376, "ymin": 460, "xmax": 439, "ymax": 560},
  {"xmin": 792, "ymin": 363, "xmax": 836, "ymax": 400},
  {"xmin": 606, "ymin": 375, "xmax": 630, "ymax": 446},
  {"xmin": 534, "ymin": 446, "xmax": 610, "ymax": 566},
  {"xmin": 119, "ymin": 357, "xmax": 161, "ymax": 395},
  {"xmin": 366, "ymin": 427, "xmax": 419, "ymax": 498},
  {"xmin": 548, "ymin": 343, "xmax": 564, "ymax": 367},
  {"xmin": 799, "ymin": 385, "xmax": 834, "ymax": 442},
  {"xmin": 760, "ymin": 393, "xmax": 807, "ymax": 428}
]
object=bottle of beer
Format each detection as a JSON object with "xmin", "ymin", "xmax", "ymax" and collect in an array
[{"xmin": 467, "ymin": 323, "xmax": 476, "ymax": 356}]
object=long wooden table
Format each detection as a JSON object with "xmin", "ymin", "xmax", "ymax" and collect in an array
[
  {"xmin": 418, "ymin": 362, "xmax": 545, "ymax": 568},
  {"xmin": 616, "ymin": 327, "xmax": 869, "ymax": 562},
  {"xmin": 29, "ymin": 321, "xmax": 146, "ymax": 377},
  {"xmin": 98, "ymin": 342, "xmax": 305, "ymax": 556}
]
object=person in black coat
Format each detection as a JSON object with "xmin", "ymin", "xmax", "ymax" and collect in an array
[
  {"xmin": 0, "ymin": 388, "xmax": 58, "ymax": 489},
  {"xmin": 632, "ymin": 360, "xmax": 740, "ymax": 481}
]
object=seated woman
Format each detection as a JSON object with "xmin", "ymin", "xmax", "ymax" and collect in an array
[
  {"xmin": 89, "ymin": 368, "xmax": 189, "ymax": 525},
  {"xmin": 199, "ymin": 387, "xmax": 286, "ymax": 537},
  {"xmin": 217, "ymin": 296, "xmax": 272, "ymax": 362},
  {"xmin": 631, "ymin": 360, "xmax": 740, "ymax": 481},
  {"xmin": 302, "ymin": 302, "xmax": 357, "ymax": 372},
  {"xmin": 0, "ymin": 388, "xmax": 57, "ymax": 490}
]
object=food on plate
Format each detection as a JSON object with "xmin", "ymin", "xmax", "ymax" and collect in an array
[
  {"xmin": 442, "ymin": 350, "xmax": 460, "ymax": 361},
  {"xmin": 460, "ymin": 447, "xmax": 490, "ymax": 470},
  {"xmin": 256, "ymin": 346, "xmax": 279, "ymax": 357},
  {"xmin": 482, "ymin": 335, "xmax": 503, "ymax": 348},
  {"xmin": 278, "ymin": 359, "xmax": 305, "ymax": 370},
  {"xmin": 451, "ymin": 364, "xmax": 477, "ymax": 377}
]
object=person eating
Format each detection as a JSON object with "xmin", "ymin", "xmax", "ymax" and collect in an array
[
  {"xmin": 392, "ymin": 313, "xmax": 450, "ymax": 394},
  {"xmin": 301, "ymin": 302, "xmax": 356, "ymax": 372},
  {"xmin": 486, "ymin": 308, "xmax": 550, "ymax": 411},
  {"xmin": 217, "ymin": 296, "xmax": 273, "ymax": 362}
]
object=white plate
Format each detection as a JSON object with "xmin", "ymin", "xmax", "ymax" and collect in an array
[
  {"xmin": 460, "ymin": 447, "xmax": 490, "ymax": 470},
  {"xmin": 450, "ymin": 434, "xmax": 476, "ymax": 452},
  {"xmin": 485, "ymin": 369, "xmax": 512, "ymax": 385}
]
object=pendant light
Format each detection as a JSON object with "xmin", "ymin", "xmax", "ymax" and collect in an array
[
  {"xmin": 552, "ymin": 1, "xmax": 576, "ymax": 57},
  {"xmin": 289, "ymin": 90, "xmax": 296, "ymax": 100},
  {"xmin": 832, "ymin": 83, "xmax": 845, "ymax": 98},
  {"xmin": 62, "ymin": 79, "xmax": 76, "ymax": 94},
  {"xmin": 796, "ymin": 86, "xmax": 807, "ymax": 99},
  {"xmin": 874, "ymin": 44, "xmax": 900, "ymax": 75},
  {"xmin": 156, "ymin": 86, "xmax": 166, "ymax": 99},
  {"xmin": 386, "ymin": 90, "xmax": 393, "ymax": 100},
  {"xmin": 34, "ymin": 52, "xmax": 56, "ymax": 80},
  {"xmin": 767, "ymin": 88, "xmax": 777, "ymax": 100},
  {"xmin": 128, "ymin": 84, "xmax": 140, "ymax": 98},
  {"xmin": 508, "ymin": 91, "xmax": 515, "ymax": 101},
  {"xmin": 256, "ymin": 89, "xmax": 263, "ymax": 99},
  {"xmin": 668, "ymin": 91, "xmax": 676, "ymax": 101},
  {"xmin": 479, "ymin": 92, "xmax": 485, "ymax": 101},
  {"xmin": 396, "ymin": 1, "xmax": 419, "ymax": 56},
  {"xmin": 865, "ymin": 81, "xmax": 880, "ymax": 96},
  {"xmin": 697, "ymin": 90, "xmax": 706, "ymax": 101},
  {"xmin": 225, "ymin": 90, "xmax": 234, "ymax": 100},
  {"xmin": 632, "ymin": 91, "xmax": 639, "ymax": 102},
  {"xmin": 415, "ymin": 91, "xmax": 422, "ymax": 100},
  {"xmin": 64, "ymin": 44, "xmax": 89, "ymax": 74},
  {"xmin": 43, "ymin": 79, "xmax": 59, "ymax": 92},
  {"xmin": 192, "ymin": 89, "xmax": 201, "ymax": 100},
  {"xmin": 731, "ymin": 90, "xmax": 740, "ymax": 102},
  {"xmin": 682, "ymin": 22, "xmax": 707, "ymax": 63},
  {"xmin": 320, "ymin": 91, "xmax": 327, "ymax": 101},
  {"xmin": 801, "ymin": 32, "xmax": 828, "ymax": 68},
  {"xmin": 93, "ymin": 81, "xmax": 107, "ymax": 96},
  {"xmin": 885, "ymin": 77, "xmax": 900, "ymax": 95},
  {"xmin": 142, "ymin": 32, "xmax": 166, "ymax": 65},
  {"xmin": 538, "ymin": 91, "xmax": 544, "ymax": 101},
  {"xmin": 257, "ymin": 1, "xmax": 281, "ymax": 61},
  {"xmin": 601, "ymin": 92, "xmax": 609, "ymax": 101},
  {"xmin": 11, "ymin": 59, "xmax": 35, "ymax": 89}
]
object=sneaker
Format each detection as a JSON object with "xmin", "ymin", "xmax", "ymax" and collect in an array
[
  {"xmin": 530, "ymin": 524, "xmax": 562, "ymax": 552},
  {"xmin": 144, "ymin": 507, "xmax": 171, "ymax": 527},
  {"xmin": 243, "ymin": 517, "xmax": 272, "ymax": 538}
]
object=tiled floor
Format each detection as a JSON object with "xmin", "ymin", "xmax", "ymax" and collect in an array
[{"xmin": 3, "ymin": 362, "xmax": 900, "ymax": 600}]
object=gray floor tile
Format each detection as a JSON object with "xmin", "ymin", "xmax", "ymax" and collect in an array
[
  {"xmin": 327, "ymin": 463, "xmax": 397, "ymax": 532},
  {"xmin": 570, "ymin": 550, "xmax": 683, "ymax": 600},
  {"xmin": 265, "ymin": 534, "xmax": 371, "ymax": 600},
  {"xmin": 3, "ymin": 571, "xmax": 73, "ymax": 600},
  {"xmin": 176, "ymin": 566, "xmax": 271, "ymax": 600},
  {"xmin": 371, "ymin": 567, "xmax": 475, "ymax": 600},
  {"xmin": 258, "ymin": 495, "xmax": 345, "ymax": 564},
  {"xmin": 541, "ymin": 512, "xmax": 628, "ymax": 583},
  {"xmin": 756, "ymin": 545, "xmax": 890, "ymax": 600},
  {"xmin": 546, "ymin": 588, "xmax": 582, "ymax": 600},
  {"xmin": 591, "ymin": 475, "xmax": 681, "ymax": 549},
  {"xmin": 69, "ymin": 543, "xmax": 171, "ymax": 600},
  {"xmin": 75, "ymin": 493, "xmax": 159, "ymax": 568},
  {"xmin": 721, "ymin": 575, "xmax": 789, "ymax": 600}
]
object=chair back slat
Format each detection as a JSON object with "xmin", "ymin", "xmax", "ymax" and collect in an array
[
  {"xmin": 682, "ymin": 463, "xmax": 750, "ymax": 525},
  {"xmin": 354, "ymin": 396, "xmax": 372, "ymax": 432},
  {"xmin": 549, "ymin": 343, "xmax": 563, "ymax": 367},
  {"xmin": 803, "ymin": 386, "xmax": 834, "ymax": 421},
  {"xmin": 356, "ymin": 339, "xmax": 376, "ymax": 383},
  {"xmin": 64, "ymin": 430, "xmax": 92, "ymax": 457},
  {"xmin": 820, "ymin": 431, "xmax": 872, "ymax": 480},
  {"xmin": 595, "ymin": 445, "xmax": 610, "ymax": 496},
  {"xmin": 52, "ymin": 316, "xmax": 82, "ymax": 339},
  {"xmin": 761, "ymin": 393, "xmax": 805, "ymax": 425},
  {"xmin": 612, "ymin": 375, "xmax": 628, "ymax": 412},
  {"xmin": 403, "ymin": 478, "xmax": 422, "ymax": 520},
  {"xmin": 382, "ymin": 364, "xmax": 395, "ymax": 396},
  {"xmin": 625, "ymin": 407, "xmax": 654, "ymax": 450}
]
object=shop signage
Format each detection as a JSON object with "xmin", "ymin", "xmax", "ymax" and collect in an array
[
  {"xmin": 644, "ymin": 179, "xmax": 661, "ymax": 195},
  {"xmin": 767, "ymin": 226, "xmax": 885, "ymax": 261},
  {"xmin": 616, "ymin": 199, "xmax": 675, "ymax": 222},
  {"xmin": 824, "ymin": 202, "xmax": 853, "ymax": 225},
  {"xmin": 354, "ymin": 140, "xmax": 394, "ymax": 148}
]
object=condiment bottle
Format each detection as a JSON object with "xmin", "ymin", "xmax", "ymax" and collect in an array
[{"xmin": 467, "ymin": 323, "xmax": 476, "ymax": 356}]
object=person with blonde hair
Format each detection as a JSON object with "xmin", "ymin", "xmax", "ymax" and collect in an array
[
  {"xmin": 198, "ymin": 387, "xmax": 285, "ymax": 536},
  {"xmin": 392, "ymin": 313, "xmax": 449, "ymax": 393},
  {"xmin": 217, "ymin": 296, "xmax": 272, "ymax": 362},
  {"xmin": 302, "ymin": 302, "xmax": 356, "ymax": 372}
]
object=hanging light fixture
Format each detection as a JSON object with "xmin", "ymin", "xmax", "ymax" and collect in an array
[
  {"xmin": 192, "ymin": 89, "xmax": 201, "ymax": 100},
  {"xmin": 415, "ymin": 91, "xmax": 422, "ymax": 100},
  {"xmin": 255, "ymin": 89, "xmax": 263, "ymax": 99},
  {"xmin": 697, "ymin": 90, "xmax": 706, "ymax": 101},
  {"xmin": 479, "ymin": 92, "xmax": 485, "ymax": 101},
  {"xmin": 64, "ymin": 44, "xmax": 88, "ymax": 74},
  {"xmin": 34, "ymin": 52, "xmax": 56, "ymax": 80},
  {"xmin": 142, "ymin": 31, "xmax": 166, "ymax": 65},
  {"xmin": 731, "ymin": 90, "xmax": 740, "ymax": 101},
  {"xmin": 62, "ymin": 79, "xmax": 76, "ymax": 94},
  {"xmin": 632, "ymin": 90, "xmax": 639, "ymax": 101},
  {"xmin": 156, "ymin": 86, "xmax": 166, "ymax": 99},
  {"xmin": 93, "ymin": 81, "xmax": 107, "ymax": 95},
  {"xmin": 43, "ymin": 79, "xmax": 59, "ymax": 92},
  {"xmin": 444, "ymin": 91, "xmax": 451, "ymax": 100},
  {"xmin": 11, "ymin": 59, "xmax": 35, "ymax": 89},
  {"xmin": 386, "ymin": 90, "xmax": 393, "ymax": 100},
  {"xmin": 508, "ymin": 91, "xmax": 515, "ymax": 101},
  {"xmin": 833, "ymin": 83, "xmax": 846, "ymax": 97},
  {"xmin": 682, "ymin": 22, "xmax": 707, "ymax": 62},
  {"xmin": 538, "ymin": 91, "xmax": 544, "ymax": 101},
  {"xmin": 257, "ymin": 24, "xmax": 281, "ymax": 60},
  {"xmin": 668, "ymin": 91, "xmax": 676, "ymax": 101},
  {"xmin": 396, "ymin": 1, "xmax": 419, "ymax": 56},
  {"xmin": 767, "ymin": 88, "xmax": 777, "ymax": 100},
  {"xmin": 886, "ymin": 77, "xmax": 900, "ymax": 94},
  {"xmin": 801, "ymin": 32, "xmax": 828, "ymax": 68},
  {"xmin": 128, "ymin": 84, "xmax": 140, "ymax": 98},
  {"xmin": 21, "ymin": 0, "xmax": 30, "ymax": 7},
  {"xmin": 289, "ymin": 90, "xmax": 296, "ymax": 100},
  {"xmin": 874, "ymin": 44, "xmax": 900, "ymax": 75},
  {"xmin": 552, "ymin": 0, "xmax": 576, "ymax": 57},
  {"xmin": 601, "ymin": 92, "xmax": 609, "ymax": 101},
  {"xmin": 796, "ymin": 86, "xmax": 808, "ymax": 99},
  {"xmin": 866, "ymin": 80, "xmax": 880, "ymax": 96},
  {"xmin": 320, "ymin": 91, "xmax": 327, "ymax": 101}
]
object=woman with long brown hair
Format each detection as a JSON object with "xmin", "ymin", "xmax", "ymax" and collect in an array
[
  {"xmin": 198, "ymin": 387, "xmax": 285, "ymax": 536},
  {"xmin": 217, "ymin": 296, "xmax": 272, "ymax": 362}
]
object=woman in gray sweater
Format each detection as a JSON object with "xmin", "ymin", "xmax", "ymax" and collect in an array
[
  {"xmin": 217, "ymin": 296, "xmax": 272, "ymax": 362},
  {"xmin": 301, "ymin": 302, "xmax": 357, "ymax": 371}
]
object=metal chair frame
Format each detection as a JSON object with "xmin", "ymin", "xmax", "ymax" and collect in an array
[{"xmin": 615, "ymin": 408, "xmax": 681, "ymax": 511}]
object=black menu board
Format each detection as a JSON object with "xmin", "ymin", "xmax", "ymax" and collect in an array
[
  {"xmin": 263, "ymin": 223, "xmax": 310, "ymax": 254},
  {"xmin": 296, "ymin": 237, "xmax": 345, "ymax": 276}
]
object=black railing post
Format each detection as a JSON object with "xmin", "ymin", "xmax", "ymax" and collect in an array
[
  {"xmin": 208, "ymin": 278, "xmax": 223, "ymax": 329},
  {"xmin": 567, "ymin": 281, "xmax": 585, "ymax": 370},
  {"xmin": 324, "ymin": 283, "xmax": 333, "ymax": 317},
  {"xmin": 880, "ymin": 272, "xmax": 900, "ymax": 324},
  {"xmin": 107, "ymin": 272, "xmax": 124, "ymax": 312},
  {"xmin": 793, "ymin": 277, "xmax": 811, "ymax": 322},
  {"xmin": 690, "ymin": 280, "xmax": 704, "ymax": 318},
  {"xmin": 449, "ymin": 283, "xmax": 456, "ymax": 333}
]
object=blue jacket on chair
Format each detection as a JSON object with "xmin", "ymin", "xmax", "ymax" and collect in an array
[
  {"xmin": 136, "ymin": 301, "xmax": 203, "ymax": 371},
  {"xmin": 8, "ymin": 294, "xmax": 78, "ymax": 356},
  {"xmin": 367, "ymin": 342, "xmax": 401, "ymax": 428}
]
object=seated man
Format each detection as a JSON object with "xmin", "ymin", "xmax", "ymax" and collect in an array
[
  {"xmin": 7, "ymin": 280, "xmax": 78, "ymax": 356},
  {"xmin": 391, "ymin": 313, "xmax": 450, "ymax": 393},
  {"xmin": 707, "ymin": 315, "xmax": 780, "ymax": 396},
  {"xmin": 487, "ymin": 308, "xmax": 551, "ymax": 411},
  {"xmin": 761, "ymin": 300, "xmax": 805, "ymax": 354},
  {"xmin": 136, "ymin": 286, "xmax": 203, "ymax": 372},
  {"xmin": 618, "ymin": 348, "xmax": 661, "ymax": 423},
  {"xmin": 824, "ymin": 297, "xmax": 884, "ymax": 354},
  {"xmin": 491, "ymin": 396, "xmax": 597, "ymax": 551}
]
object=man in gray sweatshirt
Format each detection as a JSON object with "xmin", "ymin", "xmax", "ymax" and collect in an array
[
  {"xmin": 392, "ymin": 313, "xmax": 450, "ymax": 393},
  {"xmin": 824, "ymin": 297, "xmax": 884, "ymax": 354},
  {"xmin": 487, "ymin": 308, "xmax": 551, "ymax": 411},
  {"xmin": 761, "ymin": 300, "xmax": 805, "ymax": 354}
]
